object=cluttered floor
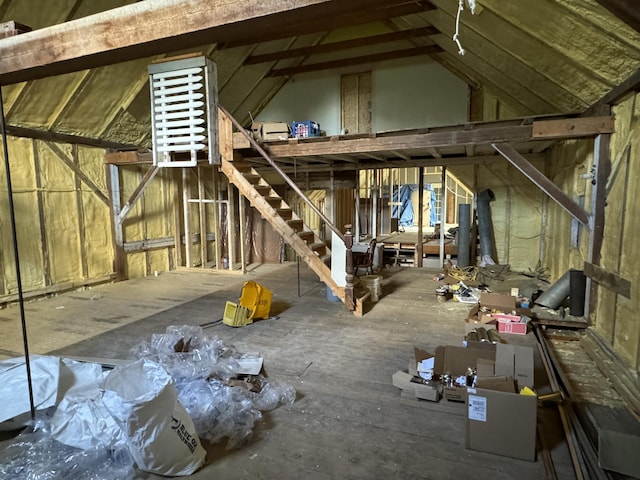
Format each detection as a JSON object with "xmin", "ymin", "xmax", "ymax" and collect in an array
[{"xmin": 0, "ymin": 262, "xmax": 623, "ymax": 479}]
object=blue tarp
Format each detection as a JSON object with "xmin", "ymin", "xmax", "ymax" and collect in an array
[{"xmin": 392, "ymin": 184, "xmax": 437, "ymax": 227}]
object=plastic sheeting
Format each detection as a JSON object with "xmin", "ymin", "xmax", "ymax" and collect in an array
[
  {"xmin": 392, "ymin": 184, "xmax": 437, "ymax": 227},
  {"xmin": 0, "ymin": 326, "xmax": 297, "ymax": 479}
]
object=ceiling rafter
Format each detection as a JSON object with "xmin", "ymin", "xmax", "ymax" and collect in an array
[
  {"xmin": 218, "ymin": 2, "xmax": 434, "ymax": 50},
  {"xmin": 0, "ymin": 0, "xmax": 417, "ymax": 85},
  {"xmin": 244, "ymin": 26, "xmax": 438, "ymax": 65},
  {"xmin": 414, "ymin": 8, "xmax": 588, "ymax": 112},
  {"xmin": 427, "ymin": 0, "xmax": 612, "ymax": 106},
  {"xmin": 477, "ymin": 0, "xmax": 627, "ymax": 88},
  {"xmin": 268, "ymin": 45, "xmax": 443, "ymax": 77}
]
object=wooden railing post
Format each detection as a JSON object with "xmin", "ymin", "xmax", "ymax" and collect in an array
[{"xmin": 344, "ymin": 224, "xmax": 355, "ymax": 311}]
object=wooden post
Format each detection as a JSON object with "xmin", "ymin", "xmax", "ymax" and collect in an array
[
  {"xmin": 227, "ymin": 180, "xmax": 236, "ymax": 271},
  {"xmin": 344, "ymin": 224, "xmax": 355, "ymax": 311},
  {"xmin": 440, "ymin": 166, "xmax": 447, "ymax": 267},
  {"xmin": 173, "ymin": 168, "xmax": 183, "ymax": 268},
  {"xmin": 198, "ymin": 166, "xmax": 207, "ymax": 268},
  {"xmin": 239, "ymin": 185, "xmax": 246, "ymax": 273},
  {"xmin": 416, "ymin": 166, "xmax": 424, "ymax": 267},
  {"xmin": 212, "ymin": 166, "xmax": 221, "ymax": 269},
  {"xmin": 182, "ymin": 168, "xmax": 191, "ymax": 267},
  {"xmin": 108, "ymin": 164, "xmax": 126, "ymax": 280}
]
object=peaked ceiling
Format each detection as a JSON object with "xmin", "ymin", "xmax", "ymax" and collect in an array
[{"xmin": 0, "ymin": 0, "xmax": 638, "ymax": 150}]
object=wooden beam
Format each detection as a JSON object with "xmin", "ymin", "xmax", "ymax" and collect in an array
[
  {"xmin": 532, "ymin": 116, "xmax": 615, "ymax": 139},
  {"xmin": 591, "ymin": 68, "xmax": 640, "ymax": 110},
  {"xmin": 0, "ymin": 21, "xmax": 31, "ymax": 39},
  {"xmin": 0, "ymin": 0, "xmax": 414, "ymax": 85},
  {"xmin": 7, "ymin": 124, "xmax": 140, "ymax": 150},
  {"xmin": 266, "ymin": 124, "xmax": 534, "ymax": 157},
  {"xmin": 244, "ymin": 27, "xmax": 438, "ymax": 65},
  {"xmin": 492, "ymin": 142, "xmax": 590, "ymax": 226},
  {"xmin": 595, "ymin": 0, "xmax": 640, "ymax": 33},
  {"xmin": 268, "ymin": 45, "xmax": 443, "ymax": 77},
  {"xmin": 584, "ymin": 262, "xmax": 631, "ymax": 299},
  {"xmin": 219, "ymin": 2, "xmax": 431, "ymax": 50}
]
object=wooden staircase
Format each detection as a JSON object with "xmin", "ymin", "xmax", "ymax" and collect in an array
[{"xmin": 220, "ymin": 156, "xmax": 345, "ymax": 303}]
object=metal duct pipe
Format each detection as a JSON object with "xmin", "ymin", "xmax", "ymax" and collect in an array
[
  {"xmin": 569, "ymin": 269, "xmax": 586, "ymax": 316},
  {"xmin": 476, "ymin": 189, "xmax": 496, "ymax": 266},
  {"xmin": 458, "ymin": 203, "xmax": 471, "ymax": 267},
  {"xmin": 535, "ymin": 270, "xmax": 571, "ymax": 309}
]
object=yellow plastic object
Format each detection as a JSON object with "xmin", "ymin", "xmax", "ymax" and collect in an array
[
  {"xmin": 520, "ymin": 386, "xmax": 537, "ymax": 396},
  {"xmin": 239, "ymin": 281, "xmax": 272, "ymax": 320},
  {"xmin": 222, "ymin": 301, "xmax": 251, "ymax": 327}
]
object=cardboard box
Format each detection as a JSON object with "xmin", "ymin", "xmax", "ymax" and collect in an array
[
  {"xmin": 251, "ymin": 121, "xmax": 290, "ymax": 141},
  {"xmin": 414, "ymin": 382, "xmax": 441, "ymax": 402},
  {"xmin": 475, "ymin": 375, "xmax": 516, "ymax": 393},
  {"xmin": 587, "ymin": 404, "xmax": 640, "ymax": 477},
  {"xmin": 497, "ymin": 319, "xmax": 528, "ymax": 335},
  {"xmin": 391, "ymin": 370, "xmax": 415, "ymax": 391},
  {"xmin": 494, "ymin": 344, "xmax": 534, "ymax": 388},
  {"xmin": 466, "ymin": 387, "xmax": 537, "ymax": 461},
  {"xmin": 476, "ymin": 358, "xmax": 495, "ymax": 377},
  {"xmin": 414, "ymin": 347, "xmax": 435, "ymax": 380},
  {"xmin": 433, "ymin": 345, "xmax": 495, "ymax": 401},
  {"xmin": 467, "ymin": 292, "xmax": 519, "ymax": 324},
  {"xmin": 480, "ymin": 292, "xmax": 517, "ymax": 312}
]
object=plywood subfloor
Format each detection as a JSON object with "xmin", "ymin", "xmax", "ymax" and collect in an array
[{"xmin": 0, "ymin": 263, "xmax": 575, "ymax": 479}]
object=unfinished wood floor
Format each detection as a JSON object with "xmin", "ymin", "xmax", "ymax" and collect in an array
[{"xmin": 1, "ymin": 263, "xmax": 575, "ymax": 479}]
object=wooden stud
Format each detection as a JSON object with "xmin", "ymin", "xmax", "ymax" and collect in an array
[
  {"xmin": 32, "ymin": 139, "xmax": 51, "ymax": 287},
  {"xmin": 73, "ymin": 144, "xmax": 89, "ymax": 279}
]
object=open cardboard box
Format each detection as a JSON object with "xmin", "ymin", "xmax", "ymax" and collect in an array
[
  {"xmin": 465, "ymin": 344, "xmax": 537, "ymax": 461},
  {"xmin": 468, "ymin": 293, "xmax": 533, "ymax": 336},
  {"xmin": 465, "ymin": 386, "xmax": 537, "ymax": 461},
  {"xmin": 433, "ymin": 345, "xmax": 496, "ymax": 402}
]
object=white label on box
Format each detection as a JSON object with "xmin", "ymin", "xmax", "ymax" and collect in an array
[{"xmin": 468, "ymin": 394, "xmax": 487, "ymax": 422}]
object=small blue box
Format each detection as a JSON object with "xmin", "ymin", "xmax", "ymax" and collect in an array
[{"xmin": 292, "ymin": 120, "xmax": 320, "ymax": 138}]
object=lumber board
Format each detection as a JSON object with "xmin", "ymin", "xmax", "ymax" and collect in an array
[
  {"xmin": 532, "ymin": 116, "xmax": 615, "ymax": 139},
  {"xmin": 0, "ymin": 0, "xmax": 412, "ymax": 84}
]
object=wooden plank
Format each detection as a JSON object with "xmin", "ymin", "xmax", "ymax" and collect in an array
[
  {"xmin": 7, "ymin": 124, "xmax": 139, "ymax": 150},
  {"xmin": 583, "ymin": 262, "xmax": 631, "ymax": 299},
  {"xmin": 587, "ymin": 134, "xmax": 612, "ymax": 317},
  {"xmin": 266, "ymin": 125, "xmax": 534, "ymax": 157},
  {"xmin": 0, "ymin": 0, "xmax": 413, "ymax": 85},
  {"xmin": 0, "ymin": 21, "xmax": 31, "ymax": 39},
  {"xmin": 107, "ymin": 165, "xmax": 126, "ymax": 281},
  {"xmin": 492, "ymin": 142, "xmax": 590, "ymax": 226},
  {"xmin": 532, "ymin": 116, "xmax": 615, "ymax": 139},
  {"xmin": 32, "ymin": 139, "xmax": 51, "ymax": 288},
  {"xmin": 73, "ymin": 144, "xmax": 89, "ymax": 279}
]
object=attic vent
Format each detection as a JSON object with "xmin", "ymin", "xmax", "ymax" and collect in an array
[{"xmin": 148, "ymin": 55, "xmax": 218, "ymax": 167}]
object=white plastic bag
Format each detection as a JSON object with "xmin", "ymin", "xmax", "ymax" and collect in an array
[
  {"xmin": 102, "ymin": 359, "xmax": 206, "ymax": 476},
  {"xmin": 0, "ymin": 355, "xmax": 61, "ymax": 430}
]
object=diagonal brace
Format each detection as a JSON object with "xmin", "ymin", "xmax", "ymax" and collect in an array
[
  {"xmin": 117, "ymin": 166, "xmax": 160, "ymax": 223},
  {"xmin": 45, "ymin": 141, "xmax": 110, "ymax": 206},
  {"xmin": 492, "ymin": 142, "xmax": 590, "ymax": 227}
]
